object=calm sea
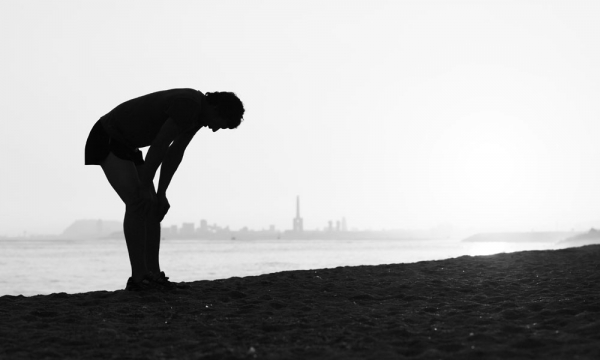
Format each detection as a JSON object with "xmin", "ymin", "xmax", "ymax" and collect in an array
[{"xmin": 0, "ymin": 238, "xmax": 565, "ymax": 297}]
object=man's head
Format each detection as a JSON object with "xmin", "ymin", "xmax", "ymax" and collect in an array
[{"xmin": 205, "ymin": 92, "xmax": 245, "ymax": 131}]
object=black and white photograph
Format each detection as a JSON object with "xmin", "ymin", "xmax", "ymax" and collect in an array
[{"xmin": 1, "ymin": 1, "xmax": 599, "ymax": 358}]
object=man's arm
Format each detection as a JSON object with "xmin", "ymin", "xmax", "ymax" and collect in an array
[
  {"xmin": 138, "ymin": 117, "xmax": 183, "ymax": 187},
  {"xmin": 156, "ymin": 129, "xmax": 197, "ymax": 196}
]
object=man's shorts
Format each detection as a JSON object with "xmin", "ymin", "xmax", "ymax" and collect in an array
[{"xmin": 84, "ymin": 120, "xmax": 144, "ymax": 166}]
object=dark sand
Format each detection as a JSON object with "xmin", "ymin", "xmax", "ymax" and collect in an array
[{"xmin": 1, "ymin": 245, "xmax": 599, "ymax": 359}]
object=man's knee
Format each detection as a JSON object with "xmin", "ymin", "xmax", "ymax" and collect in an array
[
  {"xmin": 126, "ymin": 197, "xmax": 160, "ymax": 220},
  {"xmin": 147, "ymin": 200, "xmax": 161, "ymax": 221},
  {"xmin": 126, "ymin": 198, "xmax": 151, "ymax": 219}
]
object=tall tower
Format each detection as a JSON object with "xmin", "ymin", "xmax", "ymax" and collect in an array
[{"xmin": 293, "ymin": 196, "xmax": 304, "ymax": 232}]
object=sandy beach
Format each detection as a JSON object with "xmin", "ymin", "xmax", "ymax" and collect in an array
[{"xmin": 1, "ymin": 245, "xmax": 599, "ymax": 359}]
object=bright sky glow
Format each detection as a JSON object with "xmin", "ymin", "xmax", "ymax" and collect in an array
[{"xmin": 1, "ymin": 0, "xmax": 600, "ymax": 235}]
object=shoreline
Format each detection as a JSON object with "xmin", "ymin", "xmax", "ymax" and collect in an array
[{"xmin": 1, "ymin": 245, "xmax": 599, "ymax": 359}]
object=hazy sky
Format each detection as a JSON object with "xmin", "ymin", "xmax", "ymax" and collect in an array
[{"xmin": 2, "ymin": 0, "xmax": 600, "ymax": 236}]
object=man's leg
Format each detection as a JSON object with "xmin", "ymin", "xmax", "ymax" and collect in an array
[
  {"xmin": 139, "ymin": 167, "xmax": 162, "ymax": 274},
  {"xmin": 100, "ymin": 152, "xmax": 149, "ymax": 282},
  {"xmin": 145, "ymin": 210, "xmax": 162, "ymax": 274}
]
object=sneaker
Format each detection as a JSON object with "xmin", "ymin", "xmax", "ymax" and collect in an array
[
  {"xmin": 156, "ymin": 271, "xmax": 190, "ymax": 290},
  {"xmin": 125, "ymin": 274, "xmax": 158, "ymax": 292},
  {"xmin": 154, "ymin": 271, "xmax": 178, "ymax": 290}
]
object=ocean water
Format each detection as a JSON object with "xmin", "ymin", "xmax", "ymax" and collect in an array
[{"xmin": 0, "ymin": 238, "xmax": 566, "ymax": 297}]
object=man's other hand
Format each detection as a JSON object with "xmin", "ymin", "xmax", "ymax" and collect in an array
[{"xmin": 158, "ymin": 193, "xmax": 170, "ymax": 222}]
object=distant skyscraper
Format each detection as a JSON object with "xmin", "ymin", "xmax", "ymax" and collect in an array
[
  {"xmin": 200, "ymin": 219, "xmax": 208, "ymax": 232},
  {"xmin": 293, "ymin": 196, "xmax": 304, "ymax": 232},
  {"xmin": 181, "ymin": 222, "xmax": 195, "ymax": 237}
]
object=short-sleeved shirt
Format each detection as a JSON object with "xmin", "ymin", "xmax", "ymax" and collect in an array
[{"xmin": 100, "ymin": 88, "xmax": 204, "ymax": 148}]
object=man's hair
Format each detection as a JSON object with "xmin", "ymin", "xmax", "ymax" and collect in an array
[{"xmin": 205, "ymin": 92, "xmax": 245, "ymax": 129}]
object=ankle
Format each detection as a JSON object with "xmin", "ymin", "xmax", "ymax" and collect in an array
[
  {"xmin": 147, "ymin": 266, "xmax": 161, "ymax": 275},
  {"xmin": 132, "ymin": 271, "xmax": 148, "ymax": 283}
]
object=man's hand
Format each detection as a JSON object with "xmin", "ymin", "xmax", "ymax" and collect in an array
[{"xmin": 158, "ymin": 193, "xmax": 170, "ymax": 222}]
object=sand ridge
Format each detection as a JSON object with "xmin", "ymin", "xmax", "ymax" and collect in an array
[{"xmin": 1, "ymin": 245, "xmax": 599, "ymax": 359}]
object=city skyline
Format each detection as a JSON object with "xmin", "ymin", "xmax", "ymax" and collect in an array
[{"xmin": 6, "ymin": 193, "xmax": 600, "ymax": 240}]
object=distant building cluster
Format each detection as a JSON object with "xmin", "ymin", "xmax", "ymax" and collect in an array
[
  {"xmin": 160, "ymin": 219, "xmax": 280, "ymax": 240},
  {"xmin": 292, "ymin": 195, "xmax": 347, "ymax": 232},
  {"xmin": 160, "ymin": 196, "xmax": 353, "ymax": 240}
]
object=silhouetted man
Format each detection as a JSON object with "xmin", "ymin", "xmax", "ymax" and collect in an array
[{"xmin": 85, "ymin": 89, "xmax": 245, "ymax": 291}]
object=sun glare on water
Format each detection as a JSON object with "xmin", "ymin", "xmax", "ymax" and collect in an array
[{"xmin": 468, "ymin": 242, "xmax": 509, "ymax": 256}]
